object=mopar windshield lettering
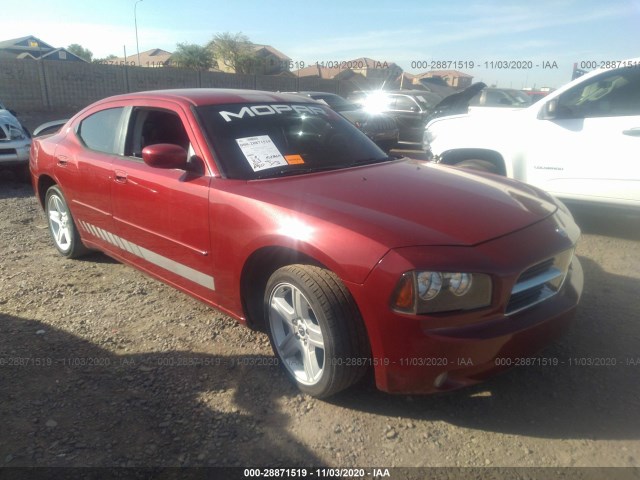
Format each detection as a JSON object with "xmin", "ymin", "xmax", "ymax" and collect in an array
[{"xmin": 219, "ymin": 104, "xmax": 327, "ymax": 122}]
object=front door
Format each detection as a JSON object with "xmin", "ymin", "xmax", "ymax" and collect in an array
[
  {"xmin": 110, "ymin": 104, "xmax": 215, "ymax": 299},
  {"xmin": 526, "ymin": 67, "xmax": 640, "ymax": 206}
]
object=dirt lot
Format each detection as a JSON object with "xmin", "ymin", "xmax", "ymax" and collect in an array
[{"xmin": 1, "ymin": 158, "xmax": 639, "ymax": 475}]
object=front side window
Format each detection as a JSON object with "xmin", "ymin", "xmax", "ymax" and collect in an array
[
  {"xmin": 196, "ymin": 102, "xmax": 388, "ymax": 179},
  {"xmin": 125, "ymin": 108, "xmax": 190, "ymax": 159},
  {"xmin": 556, "ymin": 68, "xmax": 640, "ymax": 118},
  {"xmin": 77, "ymin": 108, "xmax": 125, "ymax": 154}
]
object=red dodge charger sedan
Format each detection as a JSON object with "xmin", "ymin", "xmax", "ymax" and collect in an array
[{"xmin": 30, "ymin": 89, "xmax": 583, "ymax": 398}]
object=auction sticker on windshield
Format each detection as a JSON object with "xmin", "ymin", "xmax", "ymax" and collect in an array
[{"xmin": 236, "ymin": 135, "xmax": 288, "ymax": 172}]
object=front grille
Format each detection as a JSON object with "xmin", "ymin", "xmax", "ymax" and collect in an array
[
  {"xmin": 364, "ymin": 116, "xmax": 396, "ymax": 132},
  {"xmin": 506, "ymin": 249, "xmax": 574, "ymax": 315},
  {"xmin": 0, "ymin": 148, "xmax": 18, "ymax": 155},
  {"xmin": 517, "ymin": 257, "xmax": 555, "ymax": 283}
]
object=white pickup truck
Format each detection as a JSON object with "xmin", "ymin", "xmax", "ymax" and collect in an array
[{"xmin": 423, "ymin": 60, "xmax": 640, "ymax": 210}]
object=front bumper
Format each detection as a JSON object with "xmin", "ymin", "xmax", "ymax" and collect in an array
[
  {"xmin": 0, "ymin": 142, "xmax": 30, "ymax": 167},
  {"xmin": 348, "ymin": 216, "xmax": 584, "ymax": 394}
]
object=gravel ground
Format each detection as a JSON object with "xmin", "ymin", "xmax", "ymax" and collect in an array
[{"xmin": 1, "ymin": 145, "xmax": 639, "ymax": 473}]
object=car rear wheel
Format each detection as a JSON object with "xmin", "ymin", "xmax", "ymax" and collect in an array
[
  {"xmin": 454, "ymin": 159, "xmax": 500, "ymax": 174},
  {"xmin": 45, "ymin": 185, "xmax": 89, "ymax": 258},
  {"xmin": 265, "ymin": 265, "xmax": 370, "ymax": 398}
]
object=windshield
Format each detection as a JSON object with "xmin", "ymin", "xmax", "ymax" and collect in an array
[
  {"xmin": 196, "ymin": 102, "xmax": 389, "ymax": 180},
  {"xmin": 411, "ymin": 92, "xmax": 443, "ymax": 109}
]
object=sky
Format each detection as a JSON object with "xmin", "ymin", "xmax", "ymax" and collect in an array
[{"xmin": 3, "ymin": 0, "xmax": 639, "ymax": 89}]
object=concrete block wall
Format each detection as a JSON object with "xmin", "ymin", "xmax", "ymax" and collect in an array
[{"xmin": 0, "ymin": 59, "xmax": 373, "ymax": 112}]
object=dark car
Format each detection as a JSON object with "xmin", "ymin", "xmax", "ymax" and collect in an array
[
  {"xmin": 426, "ymin": 83, "xmax": 533, "ymax": 123},
  {"xmin": 31, "ymin": 88, "xmax": 583, "ymax": 398},
  {"xmin": 291, "ymin": 92, "xmax": 398, "ymax": 151},
  {"xmin": 348, "ymin": 90, "xmax": 443, "ymax": 146}
]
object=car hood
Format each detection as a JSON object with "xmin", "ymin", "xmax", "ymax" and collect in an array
[
  {"xmin": 0, "ymin": 111, "xmax": 29, "ymax": 141},
  {"xmin": 428, "ymin": 82, "xmax": 487, "ymax": 120},
  {"xmin": 426, "ymin": 106, "xmax": 529, "ymax": 134},
  {"xmin": 247, "ymin": 158, "xmax": 557, "ymax": 249},
  {"xmin": 0, "ymin": 110, "xmax": 21, "ymax": 127}
]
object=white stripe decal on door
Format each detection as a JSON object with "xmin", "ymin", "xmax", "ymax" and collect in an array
[{"xmin": 78, "ymin": 220, "xmax": 215, "ymax": 290}]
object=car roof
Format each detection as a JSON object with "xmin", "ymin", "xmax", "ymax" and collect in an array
[
  {"xmin": 377, "ymin": 90, "xmax": 433, "ymax": 96},
  {"xmin": 95, "ymin": 88, "xmax": 315, "ymax": 108},
  {"xmin": 295, "ymin": 91, "xmax": 341, "ymax": 97}
]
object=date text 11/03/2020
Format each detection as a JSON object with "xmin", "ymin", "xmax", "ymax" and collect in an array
[
  {"xmin": 2, "ymin": 356, "xmax": 639, "ymax": 368},
  {"xmin": 243, "ymin": 468, "xmax": 391, "ymax": 478}
]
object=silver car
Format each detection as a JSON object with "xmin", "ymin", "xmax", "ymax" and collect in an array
[{"xmin": 0, "ymin": 105, "xmax": 31, "ymax": 181}]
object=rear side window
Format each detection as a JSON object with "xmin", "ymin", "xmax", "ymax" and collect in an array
[
  {"xmin": 77, "ymin": 107, "xmax": 125, "ymax": 154},
  {"xmin": 393, "ymin": 96, "xmax": 418, "ymax": 111}
]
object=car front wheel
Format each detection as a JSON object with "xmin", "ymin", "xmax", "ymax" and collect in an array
[
  {"xmin": 45, "ymin": 185, "xmax": 88, "ymax": 258},
  {"xmin": 265, "ymin": 264, "xmax": 370, "ymax": 398}
]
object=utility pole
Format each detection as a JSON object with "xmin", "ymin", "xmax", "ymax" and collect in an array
[{"xmin": 134, "ymin": 0, "xmax": 144, "ymax": 66}]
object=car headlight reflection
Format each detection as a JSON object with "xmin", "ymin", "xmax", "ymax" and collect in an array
[{"xmin": 393, "ymin": 271, "xmax": 491, "ymax": 314}]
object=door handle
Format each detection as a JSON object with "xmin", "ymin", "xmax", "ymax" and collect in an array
[
  {"xmin": 622, "ymin": 128, "xmax": 640, "ymax": 137},
  {"xmin": 114, "ymin": 170, "xmax": 128, "ymax": 183},
  {"xmin": 56, "ymin": 155, "xmax": 69, "ymax": 166}
]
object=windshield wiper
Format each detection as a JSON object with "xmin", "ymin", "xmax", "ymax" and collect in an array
[
  {"xmin": 349, "ymin": 156, "xmax": 393, "ymax": 167},
  {"xmin": 254, "ymin": 165, "xmax": 343, "ymax": 179}
]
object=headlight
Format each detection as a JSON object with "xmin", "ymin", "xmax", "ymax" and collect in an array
[
  {"xmin": 392, "ymin": 271, "xmax": 492, "ymax": 314},
  {"xmin": 6, "ymin": 124, "xmax": 27, "ymax": 140}
]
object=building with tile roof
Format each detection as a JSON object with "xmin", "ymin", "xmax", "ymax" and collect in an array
[{"xmin": 0, "ymin": 35, "xmax": 88, "ymax": 62}]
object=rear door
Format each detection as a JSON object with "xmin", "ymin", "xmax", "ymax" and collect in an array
[
  {"xmin": 109, "ymin": 102, "xmax": 216, "ymax": 299},
  {"xmin": 54, "ymin": 106, "xmax": 126, "ymax": 246}
]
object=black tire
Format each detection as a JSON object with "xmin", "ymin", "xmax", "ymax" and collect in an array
[
  {"xmin": 264, "ymin": 265, "xmax": 370, "ymax": 398},
  {"xmin": 45, "ymin": 185, "xmax": 89, "ymax": 258},
  {"xmin": 454, "ymin": 159, "xmax": 500, "ymax": 174}
]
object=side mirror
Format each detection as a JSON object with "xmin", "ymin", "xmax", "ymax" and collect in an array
[
  {"xmin": 539, "ymin": 98, "xmax": 559, "ymax": 120},
  {"xmin": 142, "ymin": 143, "xmax": 188, "ymax": 169}
]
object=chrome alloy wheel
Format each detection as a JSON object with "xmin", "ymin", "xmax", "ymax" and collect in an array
[
  {"xmin": 47, "ymin": 193, "xmax": 72, "ymax": 252},
  {"xmin": 269, "ymin": 282, "xmax": 325, "ymax": 386}
]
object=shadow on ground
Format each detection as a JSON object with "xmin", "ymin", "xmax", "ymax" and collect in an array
[
  {"xmin": 565, "ymin": 202, "xmax": 640, "ymax": 241},
  {"xmin": 0, "ymin": 313, "xmax": 323, "ymax": 468}
]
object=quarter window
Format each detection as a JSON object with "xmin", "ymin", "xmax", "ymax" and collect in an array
[{"xmin": 77, "ymin": 108, "xmax": 125, "ymax": 154}]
